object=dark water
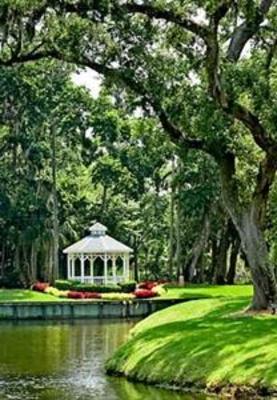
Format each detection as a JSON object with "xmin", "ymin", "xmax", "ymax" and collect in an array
[{"xmin": 0, "ymin": 320, "xmax": 209, "ymax": 400}]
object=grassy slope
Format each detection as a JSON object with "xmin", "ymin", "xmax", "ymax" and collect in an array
[
  {"xmin": 0, "ymin": 289, "xmax": 64, "ymax": 302},
  {"xmin": 106, "ymin": 294, "xmax": 277, "ymax": 392}
]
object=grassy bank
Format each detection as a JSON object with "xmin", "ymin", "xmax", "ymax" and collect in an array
[{"xmin": 106, "ymin": 296, "xmax": 277, "ymax": 397}]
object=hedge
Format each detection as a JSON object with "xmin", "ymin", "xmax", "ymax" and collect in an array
[
  {"xmin": 54, "ymin": 280, "xmax": 77, "ymax": 290},
  {"xmin": 72, "ymin": 283, "xmax": 122, "ymax": 293},
  {"xmin": 119, "ymin": 281, "xmax": 137, "ymax": 293}
]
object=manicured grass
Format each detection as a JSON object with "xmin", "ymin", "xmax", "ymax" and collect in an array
[
  {"xmin": 163, "ymin": 284, "xmax": 253, "ymax": 300},
  {"xmin": 0, "ymin": 289, "xmax": 65, "ymax": 302},
  {"xmin": 106, "ymin": 297, "xmax": 277, "ymax": 395},
  {"xmin": 0, "ymin": 284, "xmax": 253, "ymax": 303}
]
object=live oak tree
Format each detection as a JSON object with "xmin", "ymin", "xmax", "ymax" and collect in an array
[
  {"xmin": 0, "ymin": 61, "xmax": 94, "ymax": 284},
  {"xmin": 0, "ymin": 0, "xmax": 276, "ymax": 308}
]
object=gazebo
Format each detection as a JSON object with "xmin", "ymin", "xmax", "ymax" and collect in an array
[{"xmin": 63, "ymin": 222, "xmax": 133, "ymax": 284}]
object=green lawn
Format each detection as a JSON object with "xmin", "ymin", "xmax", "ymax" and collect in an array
[
  {"xmin": 0, "ymin": 289, "xmax": 65, "ymax": 302},
  {"xmin": 163, "ymin": 284, "xmax": 253, "ymax": 299},
  {"xmin": 0, "ymin": 284, "xmax": 253, "ymax": 303},
  {"xmin": 106, "ymin": 296, "xmax": 277, "ymax": 395}
]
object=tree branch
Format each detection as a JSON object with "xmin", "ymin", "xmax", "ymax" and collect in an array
[
  {"xmin": 227, "ymin": 0, "xmax": 274, "ymax": 62},
  {"xmin": 125, "ymin": 3, "xmax": 210, "ymax": 43},
  {"xmin": 84, "ymin": 58, "xmax": 206, "ymax": 151}
]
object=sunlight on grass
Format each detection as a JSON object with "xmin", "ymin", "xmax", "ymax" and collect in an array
[
  {"xmin": 0, "ymin": 290, "xmax": 64, "ymax": 302},
  {"xmin": 106, "ymin": 297, "xmax": 277, "ymax": 391},
  {"xmin": 163, "ymin": 284, "xmax": 253, "ymax": 300}
]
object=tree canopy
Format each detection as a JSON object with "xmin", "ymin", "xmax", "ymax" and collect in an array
[{"xmin": 0, "ymin": 0, "xmax": 276, "ymax": 309}]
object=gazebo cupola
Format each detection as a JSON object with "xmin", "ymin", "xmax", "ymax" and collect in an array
[{"xmin": 63, "ymin": 222, "xmax": 132, "ymax": 284}]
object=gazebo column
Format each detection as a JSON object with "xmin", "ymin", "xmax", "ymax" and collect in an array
[
  {"xmin": 67, "ymin": 256, "xmax": 71, "ymax": 279},
  {"xmin": 90, "ymin": 256, "xmax": 94, "ymax": 284},
  {"xmin": 124, "ymin": 254, "xmax": 130, "ymax": 281},
  {"xmin": 112, "ymin": 255, "xmax": 116, "ymax": 283},
  {"xmin": 104, "ymin": 254, "xmax": 108, "ymax": 284},
  {"xmin": 80, "ymin": 254, "xmax": 85, "ymax": 283},
  {"xmin": 72, "ymin": 255, "xmax": 76, "ymax": 279}
]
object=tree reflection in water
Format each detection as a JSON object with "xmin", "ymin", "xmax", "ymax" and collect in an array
[{"xmin": 0, "ymin": 320, "xmax": 209, "ymax": 400}]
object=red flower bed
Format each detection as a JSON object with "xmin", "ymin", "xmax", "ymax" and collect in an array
[
  {"xmin": 134, "ymin": 289, "xmax": 157, "ymax": 298},
  {"xmin": 67, "ymin": 291, "xmax": 85, "ymax": 299},
  {"xmin": 67, "ymin": 291, "xmax": 102, "ymax": 300},
  {"xmin": 138, "ymin": 281, "xmax": 157, "ymax": 290},
  {"xmin": 83, "ymin": 292, "xmax": 102, "ymax": 299},
  {"xmin": 32, "ymin": 282, "xmax": 49, "ymax": 292}
]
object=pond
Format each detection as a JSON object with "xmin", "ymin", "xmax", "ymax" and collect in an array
[{"xmin": 0, "ymin": 320, "xmax": 210, "ymax": 400}]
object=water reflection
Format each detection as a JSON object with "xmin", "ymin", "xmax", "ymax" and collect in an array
[{"xmin": 0, "ymin": 320, "xmax": 210, "ymax": 400}]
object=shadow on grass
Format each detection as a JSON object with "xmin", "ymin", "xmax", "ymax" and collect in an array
[
  {"xmin": 107, "ymin": 299, "xmax": 277, "ymax": 389},
  {"xmin": 0, "ymin": 289, "xmax": 51, "ymax": 302}
]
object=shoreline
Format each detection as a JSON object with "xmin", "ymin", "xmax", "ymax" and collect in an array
[
  {"xmin": 107, "ymin": 371, "xmax": 277, "ymax": 399},
  {"xmin": 0, "ymin": 298, "xmax": 187, "ymax": 320}
]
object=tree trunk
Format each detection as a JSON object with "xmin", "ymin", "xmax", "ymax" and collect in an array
[
  {"xmin": 50, "ymin": 124, "xmax": 59, "ymax": 283},
  {"xmin": 168, "ymin": 160, "xmax": 176, "ymax": 279},
  {"xmin": 175, "ymin": 182, "xmax": 182, "ymax": 282},
  {"xmin": 187, "ymin": 213, "xmax": 210, "ymax": 282},
  {"xmin": 30, "ymin": 241, "xmax": 37, "ymax": 282},
  {"xmin": 213, "ymin": 218, "xmax": 231, "ymax": 285},
  {"xmin": 226, "ymin": 237, "xmax": 240, "ymax": 285},
  {"xmin": 175, "ymin": 157, "xmax": 183, "ymax": 283},
  {"xmin": 209, "ymin": 238, "xmax": 219, "ymax": 283},
  {"xmin": 239, "ymin": 207, "xmax": 277, "ymax": 309},
  {"xmin": 1, "ymin": 244, "xmax": 5, "ymax": 279},
  {"xmin": 219, "ymin": 152, "xmax": 277, "ymax": 309}
]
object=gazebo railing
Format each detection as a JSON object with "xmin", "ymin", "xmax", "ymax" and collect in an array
[{"xmin": 70, "ymin": 276, "xmax": 125, "ymax": 285}]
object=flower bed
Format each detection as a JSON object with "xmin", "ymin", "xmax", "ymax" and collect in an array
[{"xmin": 32, "ymin": 280, "xmax": 166, "ymax": 300}]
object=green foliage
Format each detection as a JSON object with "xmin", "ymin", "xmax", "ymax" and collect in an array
[
  {"xmin": 118, "ymin": 281, "xmax": 137, "ymax": 293},
  {"xmin": 54, "ymin": 280, "xmax": 76, "ymax": 290},
  {"xmin": 73, "ymin": 283, "xmax": 122, "ymax": 293}
]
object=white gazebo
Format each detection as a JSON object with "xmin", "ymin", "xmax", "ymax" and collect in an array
[{"xmin": 63, "ymin": 222, "xmax": 133, "ymax": 284}]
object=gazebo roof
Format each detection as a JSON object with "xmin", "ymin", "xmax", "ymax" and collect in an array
[{"xmin": 63, "ymin": 222, "xmax": 133, "ymax": 254}]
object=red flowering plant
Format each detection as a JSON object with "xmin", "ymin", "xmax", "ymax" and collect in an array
[
  {"xmin": 134, "ymin": 289, "xmax": 157, "ymax": 298},
  {"xmin": 67, "ymin": 291, "xmax": 85, "ymax": 299},
  {"xmin": 83, "ymin": 292, "xmax": 102, "ymax": 299},
  {"xmin": 32, "ymin": 282, "xmax": 49, "ymax": 292},
  {"xmin": 138, "ymin": 281, "xmax": 158, "ymax": 290}
]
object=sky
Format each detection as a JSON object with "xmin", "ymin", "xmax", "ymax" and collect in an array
[{"xmin": 71, "ymin": 68, "xmax": 102, "ymax": 98}]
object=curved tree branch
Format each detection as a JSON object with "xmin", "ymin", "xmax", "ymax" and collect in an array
[
  {"xmin": 125, "ymin": 2, "xmax": 210, "ymax": 43},
  {"xmin": 227, "ymin": 0, "xmax": 274, "ymax": 62}
]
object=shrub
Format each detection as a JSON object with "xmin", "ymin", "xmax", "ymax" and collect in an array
[
  {"xmin": 102, "ymin": 293, "xmax": 135, "ymax": 301},
  {"xmin": 72, "ymin": 283, "xmax": 121, "ymax": 293},
  {"xmin": 44, "ymin": 286, "xmax": 61, "ymax": 297},
  {"xmin": 32, "ymin": 282, "xmax": 49, "ymax": 292},
  {"xmin": 57, "ymin": 290, "xmax": 69, "ymax": 298},
  {"xmin": 54, "ymin": 280, "xmax": 75, "ymax": 290},
  {"xmin": 138, "ymin": 281, "xmax": 157, "ymax": 290},
  {"xmin": 134, "ymin": 289, "xmax": 157, "ymax": 298},
  {"xmin": 152, "ymin": 284, "xmax": 166, "ymax": 296},
  {"xmin": 119, "ymin": 281, "xmax": 137, "ymax": 293},
  {"xmin": 83, "ymin": 292, "xmax": 102, "ymax": 299},
  {"xmin": 67, "ymin": 291, "xmax": 85, "ymax": 299}
]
